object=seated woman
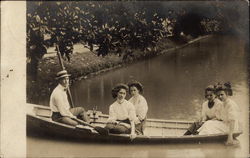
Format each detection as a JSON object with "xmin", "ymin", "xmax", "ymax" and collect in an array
[
  {"xmin": 105, "ymin": 83, "xmax": 137, "ymax": 138},
  {"xmin": 128, "ymin": 81, "xmax": 148, "ymax": 135},
  {"xmin": 184, "ymin": 85, "xmax": 223, "ymax": 135},
  {"xmin": 198, "ymin": 82, "xmax": 242, "ymax": 145}
]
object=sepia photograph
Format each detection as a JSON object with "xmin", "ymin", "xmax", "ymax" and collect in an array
[{"xmin": 1, "ymin": 0, "xmax": 249, "ymax": 157}]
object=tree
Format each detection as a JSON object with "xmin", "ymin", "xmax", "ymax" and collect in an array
[
  {"xmin": 27, "ymin": 1, "xmax": 246, "ymax": 79},
  {"xmin": 27, "ymin": 1, "xmax": 174, "ymax": 73}
]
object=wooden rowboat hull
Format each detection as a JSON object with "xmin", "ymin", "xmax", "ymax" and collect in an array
[{"xmin": 27, "ymin": 104, "xmax": 242, "ymax": 144}]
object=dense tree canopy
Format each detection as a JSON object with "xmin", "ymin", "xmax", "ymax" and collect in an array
[{"xmin": 27, "ymin": 1, "xmax": 248, "ymax": 79}]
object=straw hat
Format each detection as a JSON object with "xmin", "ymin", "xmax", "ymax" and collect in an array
[{"xmin": 56, "ymin": 70, "xmax": 71, "ymax": 80}]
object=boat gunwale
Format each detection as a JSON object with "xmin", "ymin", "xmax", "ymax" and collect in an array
[{"xmin": 28, "ymin": 103, "xmax": 195, "ymax": 124}]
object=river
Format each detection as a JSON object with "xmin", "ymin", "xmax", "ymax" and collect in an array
[{"xmin": 27, "ymin": 35, "xmax": 249, "ymax": 157}]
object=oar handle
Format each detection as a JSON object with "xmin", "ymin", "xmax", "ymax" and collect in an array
[
  {"xmin": 66, "ymin": 88, "xmax": 74, "ymax": 108},
  {"xmin": 56, "ymin": 45, "xmax": 65, "ymax": 70}
]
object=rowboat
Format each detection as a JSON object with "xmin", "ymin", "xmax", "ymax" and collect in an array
[{"xmin": 27, "ymin": 103, "xmax": 242, "ymax": 144}]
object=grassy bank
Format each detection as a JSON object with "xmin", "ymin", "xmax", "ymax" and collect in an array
[{"xmin": 27, "ymin": 36, "xmax": 209, "ymax": 103}]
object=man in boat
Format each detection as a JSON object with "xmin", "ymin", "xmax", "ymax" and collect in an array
[{"xmin": 50, "ymin": 70, "xmax": 90, "ymax": 126}]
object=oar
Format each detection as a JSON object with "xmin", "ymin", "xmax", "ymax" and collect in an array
[
  {"xmin": 73, "ymin": 118, "xmax": 109, "ymax": 136},
  {"xmin": 55, "ymin": 42, "xmax": 109, "ymax": 136},
  {"xmin": 55, "ymin": 44, "xmax": 75, "ymax": 108}
]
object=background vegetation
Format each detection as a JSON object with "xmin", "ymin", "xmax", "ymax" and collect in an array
[{"xmin": 26, "ymin": 1, "xmax": 248, "ymax": 103}]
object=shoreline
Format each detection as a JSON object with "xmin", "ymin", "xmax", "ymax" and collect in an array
[
  {"xmin": 76, "ymin": 35, "xmax": 212, "ymax": 80},
  {"xmin": 27, "ymin": 35, "xmax": 212, "ymax": 104}
]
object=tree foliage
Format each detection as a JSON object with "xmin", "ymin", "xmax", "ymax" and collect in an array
[
  {"xmin": 27, "ymin": 1, "xmax": 247, "ymax": 79},
  {"xmin": 27, "ymin": 1, "xmax": 176, "ymax": 79}
]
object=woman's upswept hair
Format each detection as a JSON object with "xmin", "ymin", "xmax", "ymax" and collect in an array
[
  {"xmin": 111, "ymin": 83, "xmax": 128, "ymax": 98},
  {"xmin": 128, "ymin": 80, "xmax": 144, "ymax": 94},
  {"xmin": 204, "ymin": 85, "xmax": 216, "ymax": 97},
  {"xmin": 215, "ymin": 82, "xmax": 233, "ymax": 96}
]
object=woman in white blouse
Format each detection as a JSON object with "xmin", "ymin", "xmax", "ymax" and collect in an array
[
  {"xmin": 128, "ymin": 81, "xmax": 148, "ymax": 135},
  {"xmin": 198, "ymin": 82, "xmax": 241, "ymax": 146},
  {"xmin": 184, "ymin": 85, "xmax": 222, "ymax": 135},
  {"xmin": 105, "ymin": 84, "xmax": 137, "ymax": 138}
]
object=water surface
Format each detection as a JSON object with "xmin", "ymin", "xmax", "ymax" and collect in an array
[{"xmin": 70, "ymin": 35, "xmax": 248, "ymax": 121}]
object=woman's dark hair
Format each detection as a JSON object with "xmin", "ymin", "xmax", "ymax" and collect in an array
[
  {"xmin": 215, "ymin": 82, "xmax": 233, "ymax": 96},
  {"xmin": 128, "ymin": 81, "xmax": 144, "ymax": 94},
  {"xmin": 111, "ymin": 83, "xmax": 128, "ymax": 98},
  {"xmin": 204, "ymin": 85, "xmax": 215, "ymax": 97}
]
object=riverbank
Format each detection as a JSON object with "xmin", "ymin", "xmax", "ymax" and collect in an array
[{"xmin": 27, "ymin": 35, "xmax": 211, "ymax": 104}]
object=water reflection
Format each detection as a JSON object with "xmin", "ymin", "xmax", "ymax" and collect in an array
[{"xmin": 27, "ymin": 135, "xmax": 244, "ymax": 158}]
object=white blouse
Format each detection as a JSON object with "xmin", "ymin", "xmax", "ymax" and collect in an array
[
  {"xmin": 107, "ymin": 100, "xmax": 137, "ymax": 123},
  {"xmin": 201, "ymin": 98, "xmax": 222, "ymax": 121},
  {"xmin": 129, "ymin": 94, "xmax": 148, "ymax": 123},
  {"xmin": 219, "ymin": 98, "xmax": 241, "ymax": 131}
]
